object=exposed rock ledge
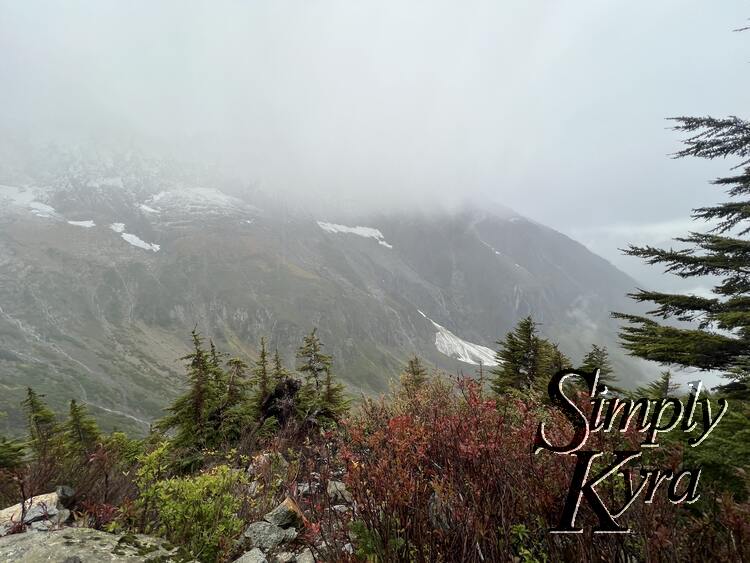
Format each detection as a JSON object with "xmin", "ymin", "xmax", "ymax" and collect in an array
[{"xmin": 0, "ymin": 528, "xmax": 195, "ymax": 562}]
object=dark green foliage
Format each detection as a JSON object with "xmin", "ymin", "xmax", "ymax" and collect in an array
[
  {"xmin": 612, "ymin": 116, "xmax": 750, "ymax": 395},
  {"xmin": 491, "ymin": 316, "xmax": 547, "ymax": 393},
  {"xmin": 21, "ymin": 387, "xmax": 58, "ymax": 458},
  {"xmin": 612, "ymin": 113, "xmax": 750, "ymax": 502},
  {"xmin": 62, "ymin": 399, "xmax": 101, "ymax": 458}
]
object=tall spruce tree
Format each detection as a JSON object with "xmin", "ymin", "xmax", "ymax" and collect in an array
[
  {"xmin": 580, "ymin": 344, "xmax": 620, "ymax": 392},
  {"xmin": 62, "ymin": 400, "xmax": 101, "ymax": 457},
  {"xmin": 491, "ymin": 316, "xmax": 547, "ymax": 394},
  {"xmin": 21, "ymin": 388, "xmax": 57, "ymax": 458},
  {"xmin": 612, "ymin": 116, "xmax": 750, "ymax": 399},
  {"xmin": 158, "ymin": 330, "xmax": 222, "ymax": 455},
  {"xmin": 296, "ymin": 329, "xmax": 332, "ymax": 394}
]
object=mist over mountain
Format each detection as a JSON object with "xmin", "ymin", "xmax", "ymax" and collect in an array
[{"xmin": 0, "ymin": 143, "xmax": 650, "ymax": 435}]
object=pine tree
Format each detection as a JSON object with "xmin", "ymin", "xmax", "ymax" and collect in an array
[
  {"xmin": 612, "ymin": 116, "xmax": 750, "ymax": 399},
  {"xmin": 580, "ymin": 344, "xmax": 620, "ymax": 393},
  {"xmin": 491, "ymin": 316, "xmax": 546, "ymax": 394},
  {"xmin": 400, "ymin": 355, "xmax": 429, "ymax": 392},
  {"xmin": 62, "ymin": 400, "xmax": 101, "ymax": 457},
  {"xmin": 636, "ymin": 370, "xmax": 680, "ymax": 400},
  {"xmin": 21, "ymin": 388, "xmax": 57, "ymax": 458}
]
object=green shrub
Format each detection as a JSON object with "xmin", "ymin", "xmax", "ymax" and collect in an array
[{"xmin": 135, "ymin": 446, "xmax": 249, "ymax": 562}]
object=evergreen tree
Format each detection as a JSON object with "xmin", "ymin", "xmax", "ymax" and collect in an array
[
  {"xmin": 62, "ymin": 399, "xmax": 101, "ymax": 457},
  {"xmin": 491, "ymin": 316, "xmax": 546, "ymax": 394},
  {"xmin": 220, "ymin": 357, "xmax": 254, "ymax": 442},
  {"xmin": 543, "ymin": 342, "xmax": 572, "ymax": 375},
  {"xmin": 400, "ymin": 355, "xmax": 429, "ymax": 392},
  {"xmin": 158, "ymin": 330, "xmax": 222, "ymax": 455},
  {"xmin": 580, "ymin": 344, "xmax": 620, "ymax": 392},
  {"xmin": 296, "ymin": 329, "xmax": 332, "ymax": 394},
  {"xmin": 252, "ymin": 337, "xmax": 271, "ymax": 408},
  {"xmin": 612, "ymin": 116, "xmax": 750, "ymax": 399},
  {"xmin": 21, "ymin": 388, "xmax": 57, "ymax": 458},
  {"xmin": 320, "ymin": 366, "xmax": 349, "ymax": 422},
  {"xmin": 636, "ymin": 370, "xmax": 680, "ymax": 400}
]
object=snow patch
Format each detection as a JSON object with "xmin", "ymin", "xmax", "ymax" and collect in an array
[
  {"xmin": 417, "ymin": 310, "xmax": 497, "ymax": 366},
  {"xmin": 109, "ymin": 223, "xmax": 125, "ymax": 233},
  {"xmin": 67, "ymin": 220, "xmax": 95, "ymax": 228},
  {"xmin": 139, "ymin": 204, "xmax": 160, "ymax": 214},
  {"xmin": 317, "ymin": 221, "xmax": 393, "ymax": 248},
  {"xmin": 0, "ymin": 184, "xmax": 58, "ymax": 218},
  {"xmin": 121, "ymin": 233, "xmax": 160, "ymax": 252}
]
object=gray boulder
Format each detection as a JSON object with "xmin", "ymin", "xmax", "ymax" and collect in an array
[
  {"xmin": 326, "ymin": 481, "xmax": 352, "ymax": 504},
  {"xmin": 264, "ymin": 497, "xmax": 305, "ymax": 530},
  {"xmin": 243, "ymin": 521, "xmax": 297, "ymax": 551},
  {"xmin": 233, "ymin": 547, "xmax": 269, "ymax": 563}
]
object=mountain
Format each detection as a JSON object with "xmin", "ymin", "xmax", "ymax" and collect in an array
[{"xmin": 0, "ymin": 145, "xmax": 647, "ymax": 435}]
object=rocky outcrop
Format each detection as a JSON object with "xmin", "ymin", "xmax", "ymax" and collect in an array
[
  {"xmin": 0, "ymin": 528, "xmax": 194, "ymax": 562},
  {"xmin": 0, "ymin": 491, "xmax": 73, "ymax": 536}
]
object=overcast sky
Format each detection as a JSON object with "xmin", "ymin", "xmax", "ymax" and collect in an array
[{"xmin": 1, "ymin": 1, "xmax": 748, "ymax": 286}]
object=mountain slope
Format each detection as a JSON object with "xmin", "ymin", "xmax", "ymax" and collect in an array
[{"xmin": 0, "ymin": 147, "xmax": 646, "ymax": 435}]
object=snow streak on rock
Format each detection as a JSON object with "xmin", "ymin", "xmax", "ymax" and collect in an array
[
  {"xmin": 0, "ymin": 185, "xmax": 57, "ymax": 218},
  {"xmin": 417, "ymin": 310, "xmax": 497, "ymax": 366},
  {"xmin": 67, "ymin": 220, "xmax": 96, "ymax": 228},
  {"xmin": 317, "ymin": 221, "xmax": 393, "ymax": 248},
  {"xmin": 109, "ymin": 223, "xmax": 125, "ymax": 233},
  {"xmin": 121, "ymin": 233, "xmax": 160, "ymax": 252}
]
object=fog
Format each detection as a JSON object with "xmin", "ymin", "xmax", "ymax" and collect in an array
[{"xmin": 1, "ymin": 1, "xmax": 748, "ymax": 282}]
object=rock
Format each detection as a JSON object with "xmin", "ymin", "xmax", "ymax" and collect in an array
[
  {"xmin": 296, "ymin": 548, "xmax": 316, "ymax": 563},
  {"xmin": 330, "ymin": 504, "xmax": 349, "ymax": 514},
  {"xmin": 0, "ymin": 492, "xmax": 59, "ymax": 534},
  {"xmin": 274, "ymin": 552, "xmax": 295, "ymax": 563},
  {"xmin": 0, "ymin": 528, "xmax": 195, "ymax": 561},
  {"xmin": 56, "ymin": 485, "xmax": 76, "ymax": 509},
  {"xmin": 243, "ymin": 521, "xmax": 297, "ymax": 551},
  {"xmin": 56, "ymin": 508, "xmax": 72, "ymax": 525},
  {"xmin": 234, "ymin": 547, "xmax": 269, "ymax": 563},
  {"xmin": 296, "ymin": 482, "xmax": 318, "ymax": 496},
  {"xmin": 326, "ymin": 481, "xmax": 352, "ymax": 504},
  {"xmin": 343, "ymin": 542, "xmax": 354, "ymax": 554},
  {"xmin": 264, "ymin": 497, "xmax": 305, "ymax": 530}
]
